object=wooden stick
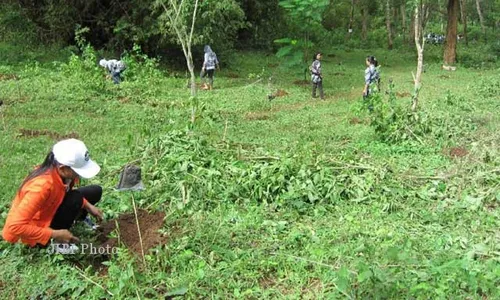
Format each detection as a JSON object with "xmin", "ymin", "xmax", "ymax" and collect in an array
[
  {"xmin": 0, "ymin": 108, "xmax": 6, "ymax": 131},
  {"xmin": 244, "ymin": 78, "xmax": 263, "ymax": 88},
  {"xmin": 75, "ymin": 266, "xmax": 114, "ymax": 296},
  {"xmin": 131, "ymin": 193, "xmax": 146, "ymax": 267},
  {"xmin": 222, "ymin": 119, "xmax": 228, "ymax": 142},
  {"xmin": 242, "ymin": 156, "xmax": 280, "ymax": 161}
]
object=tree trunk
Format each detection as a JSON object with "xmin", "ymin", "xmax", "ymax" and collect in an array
[
  {"xmin": 409, "ymin": 13, "xmax": 415, "ymax": 47},
  {"xmin": 413, "ymin": 1, "xmax": 425, "ymax": 112},
  {"xmin": 475, "ymin": 0, "xmax": 485, "ymax": 36},
  {"xmin": 385, "ymin": 0, "xmax": 393, "ymax": 50},
  {"xmin": 163, "ymin": 0, "xmax": 200, "ymax": 97},
  {"xmin": 401, "ymin": 3, "xmax": 406, "ymax": 44},
  {"xmin": 460, "ymin": 0, "xmax": 468, "ymax": 45},
  {"xmin": 444, "ymin": 0, "xmax": 459, "ymax": 66},
  {"xmin": 346, "ymin": 0, "xmax": 355, "ymax": 41},
  {"xmin": 361, "ymin": 7, "xmax": 368, "ymax": 41}
]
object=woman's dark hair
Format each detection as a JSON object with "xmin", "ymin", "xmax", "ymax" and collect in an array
[
  {"xmin": 313, "ymin": 52, "xmax": 322, "ymax": 61},
  {"xmin": 18, "ymin": 151, "xmax": 57, "ymax": 192},
  {"xmin": 366, "ymin": 55, "xmax": 378, "ymax": 67}
]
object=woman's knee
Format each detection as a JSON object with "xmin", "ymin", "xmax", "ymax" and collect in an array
[
  {"xmin": 64, "ymin": 191, "xmax": 85, "ymax": 210},
  {"xmin": 78, "ymin": 185, "xmax": 103, "ymax": 203}
]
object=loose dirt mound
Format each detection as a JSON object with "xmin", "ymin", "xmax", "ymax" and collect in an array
[
  {"xmin": 293, "ymin": 80, "xmax": 310, "ymax": 86},
  {"xmin": 245, "ymin": 111, "xmax": 271, "ymax": 120},
  {"xmin": 396, "ymin": 91, "xmax": 411, "ymax": 98},
  {"xmin": 349, "ymin": 117, "xmax": 364, "ymax": 124},
  {"xmin": 0, "ymin": 74, "xmax": 19, "ymax": 81},
  {"xmin": 18, "ymin": 129, "xmax": 79, "ymax": 140},
  {"xmin": 118, "ymin": 96, "xmax": 130, "ymax": 103},
  {"xmin": 444, "ymin": 147, "xmax": 469, "ymax": 158},
  {"xmin": 274, "ymin": 89, "xmax": 289, "ymax": 97},
  {"xmin": 98, "ymin": 210, "xmax": 166, "ymax": 255}
]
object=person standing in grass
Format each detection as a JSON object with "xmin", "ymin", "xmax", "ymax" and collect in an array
[
  {"xmin": 99, "ymin": 59, "xmax": 126, "ymax": 84},
  {"xmin": 363, "ymin": 55, "xmax": 380, "ymax": 98},
  {"xmin": 200, "ymin": 45, "xmax": 220, "ymax": 90},
  {"xmin": 310, "ymin": 52, "xmax": 324, "ymax": 100},
  {"xmin": 362, "ymin": 55, "xmax": 380, "ymax": 111},
  {"xmin": 2, "ymin": 139, "xmax": 103, "ymax": 254}
]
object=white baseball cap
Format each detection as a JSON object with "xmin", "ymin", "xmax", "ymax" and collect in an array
[{"xmin": 52, "ymin": 139, "xmax": 101, "ymax": 179}]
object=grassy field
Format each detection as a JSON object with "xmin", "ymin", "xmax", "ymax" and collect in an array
[{"xmin": 0, "ymin": 43, "xmax": 498, "ymax": 299}]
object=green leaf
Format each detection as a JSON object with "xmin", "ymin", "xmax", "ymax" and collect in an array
[
  {"xmin": 276, "ymin": 45, "xmax": 293, "ymax": 58},
  {"xmin": 273, "ymin": 38, "xmax": 292, "ymax": 44},
  {"xmin": 165, "ymin": 287, "xmax": 188, "ymax": 297},
  {"xmin": 357, "ymin": 270, "xmax": 372, "ymax": 283}
]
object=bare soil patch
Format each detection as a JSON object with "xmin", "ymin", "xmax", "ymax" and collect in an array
[
  {"xmin": 118, "ymin": 96, "xmax": 130, "ymax": 103},
  {"xmin": 97, "ymin": 210, "xmax": 166, "ymax": 256},
  {"xmin": 349, "ymin": 117, "xmax": 364, "ymax": 125},
  {"xmin": 18, "ymin": 129, "xmax": 79, "ymax": 140},
  {"xmin": 245, "ymin": 111, "xmax": 271, "ymax": 121},
  {"xmin": 274, "ymin": 89, "xmax": 289, "ymax": 97},
  {"xmin": 396, "ymin": 91, "xmax": 411, "ymax": 98},
  {"xmin": 443, "ymin": 147, "xmax": 469, "ymax": 158},
  {"xmin": 293, "ymin": 80, "xmax": 310, "ymax": 86},
  {"xmin": 0, "ymin": 74, "xmax": 19, "ymax": 81}
]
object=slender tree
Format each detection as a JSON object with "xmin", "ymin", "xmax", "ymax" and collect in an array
[
  {"xmin": 460, "ymin": 0, "xmax": 468, "ymax": 45},
  {"xmin": 346, "ymin": 0, "xmax": 356, "ymax": 41},
  {"xmin": 475, "ymin": 0, "xmax": 486, "ymax": 36},
  {"xmin": 361, "ymin": 6, "xmax": 368, "ymax": 41},
  {"xmin": 401, "ymin": 2, "xmax": 407, "ymax": 44},
  {"xmin": 386, "ymin": 0, "xmax": 394, "ymax": 49},
  {"xmin": 413, "ymin": 0, "xmax": 425, "ymax": 112},
  {"xmin": 444, "ymin": 0, "xmax": 459, "ymax": 65},
  {"xmin": 157, "ymin": 0, "xmax": 200, "ymax": 97}
]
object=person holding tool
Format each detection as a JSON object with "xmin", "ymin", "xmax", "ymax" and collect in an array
[{"xmin": 2, "ymin": 139, "xmax": 103, "ymax": 254}]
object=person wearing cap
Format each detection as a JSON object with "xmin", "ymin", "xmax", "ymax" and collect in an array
[
  {"xmin": 99, "ymin": 59, "xmax": 126, "ymax": 84},
  {"xmin": 2, "ymin": 139, "xmax": 103, "ymax": 252}
]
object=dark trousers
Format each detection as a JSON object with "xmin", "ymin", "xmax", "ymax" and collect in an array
[
  {"xmin": 312, "ymin": 81, "xmax": 324, "ymax": 99},
  {"xmin": 111, "ymin": 71, "xmax": 121, "ymax": 84},
  {"xmin": 201, "ymin": 69, "xmax": 215, "ymax": 87},
  {"xmin": 50, "ymin": 185, "xmax": 102, "ymax": 230}
]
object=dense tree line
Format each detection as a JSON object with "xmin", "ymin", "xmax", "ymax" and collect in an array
[{"xmin": 1, "ymin": 0, "xmax": 499, "ymax": 62}]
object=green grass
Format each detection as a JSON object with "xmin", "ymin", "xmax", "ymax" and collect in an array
[{"xmin": 0, "ymin": 44, "xmax": 498, "ymax": 299}]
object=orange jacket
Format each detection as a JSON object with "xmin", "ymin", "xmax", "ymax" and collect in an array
[{"xmin": 2, "ymin": 168, "xmax": 84, "ymax": 247}]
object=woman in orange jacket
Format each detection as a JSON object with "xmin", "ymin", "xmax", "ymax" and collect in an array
[{"xmin": 2, "ymin": 139, "xmax": 103, "ymax": 251}]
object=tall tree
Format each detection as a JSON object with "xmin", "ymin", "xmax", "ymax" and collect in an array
[
  {"xmin": 444, "ymin": 0, "xmax": 459, "ymax": 65},
  {"xmin": 401, "ymin": 2, "xmax": 407, "ymax": 44},
  {"xmin": 413, "ymin": 0, "xmax": 426, "ymax": 112},
  {"xmin": 361, "ymin": 6, "xmax": 368, "ymax": 41},
  {"xmin": 475, "ymin": 0, "xmax": 486, "ymax": 35},
  {"xmin": 385, "ymin": 0, "xmax": 394, "ymax": 49},
  {"xmin": 346, "ymin": 0, "xmax": 356, "ymax": 41},
  {"xmin": 460, "ymin": 0, "xmax": 468, "ymax": 45}
]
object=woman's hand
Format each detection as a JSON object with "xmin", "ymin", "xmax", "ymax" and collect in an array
[
  {"xmin": 86, "ymin": 203, "xmax": 103, "ymax": 221},
  {"xmin": 51, "ymin": 229, "xmax": 79, "ymax": 243}
]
